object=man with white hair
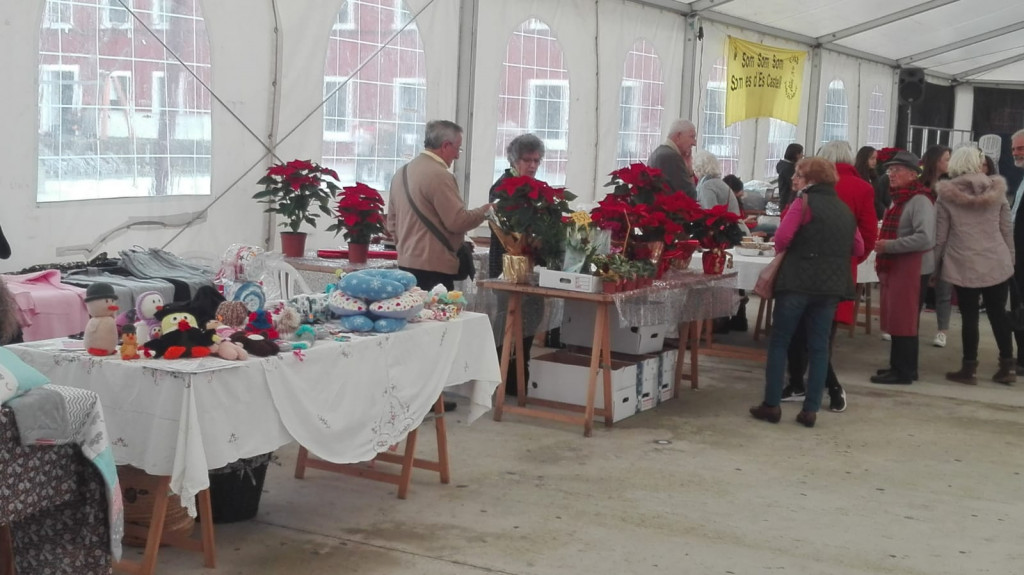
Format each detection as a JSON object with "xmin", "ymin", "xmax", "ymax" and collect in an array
[
  {"xmin": 1008, "ymin": 129, "xmax": 1024, "ymax": 373},
  {"xmin": 647, "ymin": 119, "xmax": 698, "ymax": 199}
]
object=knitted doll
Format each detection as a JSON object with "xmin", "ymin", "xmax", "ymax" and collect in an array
[{"xmin": 83, "ymin": 283, "xmax": 120, "ymax": 356}]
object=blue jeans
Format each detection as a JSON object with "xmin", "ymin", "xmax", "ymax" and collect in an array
[{"xmin": 764, "ymin": 292, "xmax": 839, "ymax": 412}]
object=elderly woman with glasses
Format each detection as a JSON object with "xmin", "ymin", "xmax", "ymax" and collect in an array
[
  {"xmin": 488, "ymin": 133, "xmax": 546, "ymax": 397},
  {"xmin": 870, "ymin": 150, "xmax": 937, "ymax": 385},
  {"xmin": 749, "ymin": 157, "xmax": 864, "ymax": 428}
]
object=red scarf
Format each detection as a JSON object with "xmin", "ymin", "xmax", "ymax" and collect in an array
[{"xmin": 876, "ymin": 180, "xmax": 933, "ymax": 273}]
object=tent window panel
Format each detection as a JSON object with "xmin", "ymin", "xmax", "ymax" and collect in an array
[
  {"xmin": 323, "ymin": 0, "xmax": 427, "ymax": 194},
  {"xmin": 615, "ymin": 39, "xmax": 663, "ymax": 168},
  {"xmin": 701, "ymin": 60, "xmax": 740, "ymax": 176},
  {"xmin": 764, "ymin": 119, "xmax": 797, "ymax": 179},
  {"xmin": 37, "ymin": 0, "xmax": 212, "ymax": 202},
  {"xmin": 529, "ymin": 81, "xmax": 569, "ymax": 150},
  {"xmin": 821, "ymin": 79, "xmax": 849, "ymax": 144},
  {"xmin": 866, "ymin": 86, "xmax": 887, "ymax": 149},
  {"xmin": 324, "ymin": 78, "xmax": 352, "ymax": 139},
  {"xmin": 495, "ymin": 18, "xmax": 569, "ymax": 186}
]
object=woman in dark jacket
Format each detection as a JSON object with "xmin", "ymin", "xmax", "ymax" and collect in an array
[
  {"xmin": 776, "ymin": 143, "xmax": 804, "ymax": 210},
  {"xmin": 750, "ymin": 157, "xmax": 863, "ymax": 428},
  {"xmin": 489, "ymin": 134, "xmax": 545, "ymax": 396}
]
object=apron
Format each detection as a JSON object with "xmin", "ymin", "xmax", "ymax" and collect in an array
[
  {"xmin": 834, "ymin": 260, "xmax": 858, "ymax": 325},
  {"xmin": 879, "ymin": 251, "xmax": 924, "ymax": 337}
]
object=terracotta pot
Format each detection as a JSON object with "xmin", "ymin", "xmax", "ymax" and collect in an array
[
  {"xmin": 347, "ymin": 242, "xmax": 369, "ymax": 264},
  {"xmin": 280, "ymin": 232, "xmax": 307, "ymax": 258}
]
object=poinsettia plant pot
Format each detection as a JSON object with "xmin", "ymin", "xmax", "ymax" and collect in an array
[
  {"xmin": 602, "ymin": 281, "xmax": 619, "ymax": 294},
  {"xmin": 347, "ymin": 242, "xmax": 369, "ymax": 264},
  {"xmin": 702, "ymin": 248, "xmax": 730, "ymax": 275},
  {"xmin": 280, "ymin": 232, "xmax": 307, "ymax": 258}
]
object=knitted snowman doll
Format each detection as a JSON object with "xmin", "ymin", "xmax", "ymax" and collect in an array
[{"xmin": 83, "ymin": 283, "xmax": 120, "ymax": 356}]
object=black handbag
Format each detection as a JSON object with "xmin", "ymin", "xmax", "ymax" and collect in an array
[
  {"xmin": 401, "ymin": 166, "xmax": 476, "ymax": 281},
  {"xmin": 1009, "ymin": 278, "xmax": 1024, "ymax": 331}
]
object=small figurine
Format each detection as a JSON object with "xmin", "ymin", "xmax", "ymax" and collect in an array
[
  {"xmin": 133, "ymin": 291, "xmax": 165, "ymax": 345},
  {"xmin": 84, "ymin": 283, "xmax": 120, "ymax": 356},
  {"xmin": 119, "ymin": 324, "xmax": 141, "ymax": 360}
]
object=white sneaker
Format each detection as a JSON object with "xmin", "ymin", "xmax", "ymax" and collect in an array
[
  {"xmin": 933, "ymin": 332, "xmax": 947, "ymax": 347},
  {"xmin": 881, "ymin": 332, "xmax": 891, "ymax": 341}
]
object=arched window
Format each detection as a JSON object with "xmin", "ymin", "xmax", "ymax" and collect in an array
[
  {"xmin": 323, "ymin": 0, "xmax": 426, "ymax": 195},
  {"xmin": 866, "ymin": 85, "xmax": 887, "ymax": 148},
  {"xmin": 495, "ymin": 19, "xmax": 569, "ymax": 185},
  {"xmin": 615, "ymin": 40, "xmax": 663, "ymax": 167},
  {"xmin": 821, "ymin": 79, "xmax": 848, "ymax": 144},
  {"xmin": 700, "ymin": 59, "xmax": 740, "ymax": 176},
  {"xmin": 37, "ymin": 0, "xmax": 212, "ymax": 202},
  {"xmin": 764, "ymin": 119, "xmax": 798, "ymax": 178}
]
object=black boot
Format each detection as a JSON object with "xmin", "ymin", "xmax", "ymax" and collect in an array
[{"xmin": 871, "ymin": 336, "xmax": 916, "ymax": 384}]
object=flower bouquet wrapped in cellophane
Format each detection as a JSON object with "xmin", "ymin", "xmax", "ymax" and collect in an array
[{"xmin": 562, "ymin": 211, "xmax": 612, "ymax": 274}]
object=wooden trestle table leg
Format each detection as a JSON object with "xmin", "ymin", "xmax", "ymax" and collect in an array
[{"xmin": 493, "ymin": 292, "xmax": 521, "ymax": 421}]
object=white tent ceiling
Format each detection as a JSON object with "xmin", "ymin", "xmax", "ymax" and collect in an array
[{"xmin": 641, "ymin": 0, "xmax": 1024, "ymax": 84}]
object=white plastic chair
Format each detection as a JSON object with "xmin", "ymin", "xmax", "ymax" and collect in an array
[
  {"xmin": 979, "ymin": 134, "xmax": 1002, "ymax": 162},
  {"xmin": 266, "ymin": 260, "xmax": 313, "ymax": 301}
]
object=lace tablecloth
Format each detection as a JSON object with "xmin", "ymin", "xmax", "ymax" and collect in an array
[{"xmin": 8, "ymin": 313, "xmax": 501, "ymax": 516}]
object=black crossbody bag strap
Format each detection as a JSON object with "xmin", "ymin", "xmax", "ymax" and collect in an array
[{"xmin": 401, "ymin": 166, "xmax": 456, "ymax": 255}]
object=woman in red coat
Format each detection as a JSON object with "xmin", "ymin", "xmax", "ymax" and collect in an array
[{"xmin": 783, "ymin": 141, "xmax": 877, "ymax": 412}]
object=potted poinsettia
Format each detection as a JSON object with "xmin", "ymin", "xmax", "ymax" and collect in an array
[
  {"xmin": 325, "ymin": 182, "xmax": 386, "ymax": 264},
  {"xmin": 253, "ymin": 159, "xmax": 340, "ymax": 257},
  {"xmin": 590, "ymin": 162, "xmax": 702, "ymax": 277},
  {"xmin": 489, "ymin": 175, "xmax": 576, "ymax": 273},
  {"xmin": 689, "ymin": 205, "xmax": 746, "ymax": 274}
]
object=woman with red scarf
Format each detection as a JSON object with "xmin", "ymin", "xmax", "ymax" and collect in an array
[{"xmin": 871, "ymin": 150, "xmax": 936, "ymax": 385}]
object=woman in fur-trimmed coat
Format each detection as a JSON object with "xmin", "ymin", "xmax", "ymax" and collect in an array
[{"xmin": 934, "ymin": 148, "xmax": 1016, "ymax": 385}]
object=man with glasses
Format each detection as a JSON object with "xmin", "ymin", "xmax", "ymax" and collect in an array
[
  {"xmin": 387, "ymin": 120, "xmax": 492, "ymax": 412},
  {"xmin": 1008, "ymin": 130, "xmax": 1024, "ymax": 373},
  {"xmin": 870, "ymin": 150, "xmax": 936, "ymax": 385}
]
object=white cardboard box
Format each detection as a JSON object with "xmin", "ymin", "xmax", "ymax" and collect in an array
[
  {"xmin": 561, "ymin": 300, "xmax": 669, "ymax": 355},
  {"xmin": 538, "ymin": 269, "xmax": 602, "ymax": 293},
  {"xmin": 611, "ymin": 351, "xmax": 660, "ymax": 411},
  {"xmin": 658, "ymin": 348, "xmax": 678, "ymax": 403},
  {"xmin": 529, "ymin": 351, "xmax": 638, "ymax": 422}
]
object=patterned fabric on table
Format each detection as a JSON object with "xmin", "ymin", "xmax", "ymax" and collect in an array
[{"xmin": 0, "ymin": 408, "xmax": 112, "ymax": 575}]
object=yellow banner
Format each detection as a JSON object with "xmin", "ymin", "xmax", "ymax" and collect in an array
[{"xmin": 725, "ymin": 37, "xmax": 806, "ymax": 126}]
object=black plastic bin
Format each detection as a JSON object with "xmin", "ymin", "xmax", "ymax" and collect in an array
[{"xmin": 207, "ymin": 454, "xmax": 272, "ymax": 523}]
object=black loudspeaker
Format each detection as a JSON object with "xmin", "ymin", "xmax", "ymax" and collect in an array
[{"xmin": 898, "ymin": 67, "xmax": 926, "ymax": 105}]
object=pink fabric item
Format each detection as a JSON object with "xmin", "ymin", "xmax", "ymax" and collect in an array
[
  {"xmin": 1, "ymin": 270, "xmax": 89, "ymax": 341},
  {"xmin": 773, "ymin": 196, "xmax": 806, "ymax": 252}
]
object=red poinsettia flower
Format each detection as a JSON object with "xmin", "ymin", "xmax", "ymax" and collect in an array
[
  {"xmin": 253, "ymin": 158, "xmax": 342, "ymax": 233},
  {"xmin": 326, "ymin": 182, "xmax": 386, "ymax": 244}
]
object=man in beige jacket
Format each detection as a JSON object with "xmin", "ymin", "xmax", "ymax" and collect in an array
[{"xmin": 387, "ymin": 120, "xmax": 492, "ymax": 291}]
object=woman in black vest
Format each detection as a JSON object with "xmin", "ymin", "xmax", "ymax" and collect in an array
[{"xmin": 750, "ymin": 157, "xmax": 863, "ymax": 428}]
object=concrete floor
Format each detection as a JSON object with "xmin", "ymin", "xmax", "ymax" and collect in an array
[{"xmin": 146, "ymin": 300, "xmax": 1024, "ymax": 575}]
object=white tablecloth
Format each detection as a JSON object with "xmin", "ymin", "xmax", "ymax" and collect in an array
[
  {"xmin": 689, "ymin": 250, "xmax": 877, "ymax": 290},
  {"xmin": 8, "ymin": 313, "xmax": 501, "ymax": 515}
]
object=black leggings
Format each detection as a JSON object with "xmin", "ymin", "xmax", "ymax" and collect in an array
[{"xmin": 955, "ymin": 281, "xmax": 1013, "ymax": 361}]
